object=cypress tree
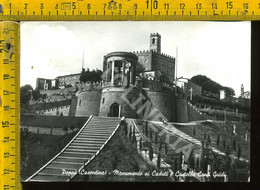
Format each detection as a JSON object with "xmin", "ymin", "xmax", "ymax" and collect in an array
[
  {"xmin": 145, "ymin": 121, "xmax": 148, "ymax": 136},
  {"xmin": 139, "ymin": 138, "xmax": 143, "ymax": 152},
  {"xmin": 159, "ymin": 139, "xmax": 162, "ymax": 151},
  {"xmin": 204, "ymin": 133, "xmax": 207, "ymax": 140},
  {"xmin": 155, "ymin": 133, "xmax": 158, "ymax": 145},
  {"xmin": 188, "ymin": 149, "xmax": 195, "ymax": 169},
  {"xmin": 157, "ymin": 152, "xmax": 161, "ymax": 169},
  {"xmin": 150, "ymin": 128, "xmax": 153, "ymax": 139},
  {"xmin": 216, "ymin": 134, "xmax": 220, "ymax": 148},
  {"xmin": 207, "ymin": 134, "xmax": 211, "ymax": 145},
  {"xmin": 196, "ymin": 158, "xmax": 200, "ymax": 171},
  {"xmin": 193, "ymin": 126, "xmax": 196, "ymax": 136},
  {"xmin": 233, "ymin": 138, "xmax": 237, "ymax": 151},
  {"xmin": 149, "ymin": 143, "xmax": 154, "ymax": 161},
  {"xmin": 165, "ymin": 143, "xmax": 168, "ymax": 155},
  {"xmin": 129, "ymin": 125, "xmax": 132, "ymax": 140},
  {"xmin": 124, "ymin": 123, "xmax": 128, "ymax": 136},
  {"xmin": 237, "ymin": 144, "xmax": 241, "ymax": 160}
]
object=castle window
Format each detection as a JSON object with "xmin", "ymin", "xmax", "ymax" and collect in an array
[
  {"xmin": 79, "ymin": 99, "xmax": 82, "ymax": 106},
  {"xmin": 102, "ymin": 97, "xmax": 105, "ymax": 104},
  {"xmin": 152, "ymin": 38, "xmax": 155, "ymax": 44}
]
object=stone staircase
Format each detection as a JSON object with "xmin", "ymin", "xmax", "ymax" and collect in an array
[{"xmin": 26, "ymin": 115, "xmax": 123, "ymax": 182}]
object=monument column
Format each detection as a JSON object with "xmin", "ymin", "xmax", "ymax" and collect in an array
[{"xmin": 111, "ymin": 60, "xmax": 115, "ymax": 85}]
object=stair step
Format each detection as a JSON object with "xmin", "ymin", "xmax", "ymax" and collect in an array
[{"xmin": 30, "ymin": 174, "xmax": 70, "ymax": 182}]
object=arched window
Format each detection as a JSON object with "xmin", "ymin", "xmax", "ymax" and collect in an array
[{"xmin": 152, "ymin": 38, "xmax": 156, "ymax": 44}]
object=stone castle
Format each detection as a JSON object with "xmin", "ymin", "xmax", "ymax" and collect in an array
[{"xmin": 68, "ymin": 33, "xmax": 204, "ymax": 123}]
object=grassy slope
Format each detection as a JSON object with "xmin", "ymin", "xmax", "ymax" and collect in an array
[
  {"xmin": 21, "ymin": 114, "xmax": 89, "ymax": 129},
  {"xmin": 20, "ymin": 131, "xmax": 78, "ymax": 181},
  {"xmin": 73, "ymin": 127, "xmax": 171, "ymax": 182},
  {"xmin": 175, "ymin": 121, "xmax": 250, "ymax": 161}
]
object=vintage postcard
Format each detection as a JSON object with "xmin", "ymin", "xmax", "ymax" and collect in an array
[{"xmin": 20, "ymin": 21, "xmax": 250, "ymax": 182}]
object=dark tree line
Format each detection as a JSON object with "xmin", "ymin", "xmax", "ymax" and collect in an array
[
  {"xmin": 190, "ymin": 75, "xmax": 235, "ymax": 96},
  {"xmin": 21, "ymin": 85, "xmax": 47, "ymax": 104},
  {"xmin": 79, "ymin": 68, "xmax": 103, "ymax": 83}
]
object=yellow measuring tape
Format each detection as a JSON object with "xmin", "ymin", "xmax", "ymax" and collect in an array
[
  {"xmin": 0, "ymin": 0, "xmax": 255, "ymax": 189},
  {"xmin": 0, "ymin": 0, "xmax": 259, "ymax": 20},
  {"xmin": 0, "ymin": 21, "xmax": 21, "ymax": 190}
]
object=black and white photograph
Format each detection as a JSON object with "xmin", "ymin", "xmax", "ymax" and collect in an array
[{"xmin": 20, "ymin": 21, "xmax": 250, "ymax": 182}]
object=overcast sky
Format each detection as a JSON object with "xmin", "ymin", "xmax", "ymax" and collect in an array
[{"xmin": 21, "ymin": 21, "xmax": 250, "ymax": 97}]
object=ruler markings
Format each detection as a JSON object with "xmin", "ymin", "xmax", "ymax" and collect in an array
[{"xmin": 0, "ymin": 0, "xmax": 259, "ymax": 20}]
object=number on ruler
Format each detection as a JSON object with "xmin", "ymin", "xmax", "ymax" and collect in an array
[
  {"xmin": 2, "ymin": 121, "xmax": 9, "ymax": 128},
  {"xmin": 72, "ymin": 2, "xmax": 76, "ymax": 9},
  {"xmin": 146, "ymin": 0, "xmax": 158, "ymax": 9},
  {"xmin": 4, "ymin": 105, "xmax": 9, "ymax": 111},
  {"xmin": 226, "ymin": 2, "xmax": 233, "ymax": 9},
  {"xmin": 243, "ymin": 3, "xmax": 248, "ymax": 9},
  {"xmin": 4, "ymin": 169, "xmax": 10, "ymax": 174},
  {"xmin": 196, "ymin": 3, "xmax": 202, "ymax": 9},
  {"xmin": 3, "ymin": 59, "xmax": 9, "ymax": 64},
  {"xmin": 3, "ymin": 137, "xmax": 9, "ymax": 143},
  {"xmin": 4, "ymin": 184, "xmax": 10, "ymax": 190},
  {"xmin": 3, "ymin": 74, "xmax": 9, "ymax": 80},
  {"xmin": 180, "ymin": 3, "xmax": 185, "ymax": 9},
  {"xmin": 4, "ymin": 152, "xmax": 10, "ymax": 158},
  {"xmin": 212, "ymin": 3, "xmax": 218, "ymax": 9},
  {"xmin": 3, "ymin": 90, "xmax": 9, "ymax": 95},
  {"xmin": 24, "ymin": 3, "xmax": 28, "ymax": 9},
  {"xmin": 164, "ymin": 3, "xmax": 169, "ymax": 9}
]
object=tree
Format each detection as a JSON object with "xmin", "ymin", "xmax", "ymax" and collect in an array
[
  {"xmin": 136, "ymin": 62, "xmax": 146, "ymax": 75},
  {"xmin": 32, "ymin": 90, "xmax": 41, "ymax": 100},
  {"xmin": 159, "ymin": 139, "xmax": 162, "ymax": 151},
  {"xmin": 233, "ymin": 138, "xmax": 237, "ymax": 151},
  {"xmin": 216, "ymin": 134, "xmax": 220, "ymax": 148},
  {"xmin": 237, "ymin": 144, "xmax": 241, "ymax": 160},
  {"xmin": 154, "ymin": 133, "xmax": 158, "ymax": 145},
  {"xmin": 164, "ymin": 143, "xmax": 168, "ymax": 155},
  {"xmin": 207, "ymin": 134, "xmax": 211, "ymax": 145},
  {"xmin": 20, "ymin": 85, "xmax": 33, "ymax": 104},
  {"xmin": 157, "ymin": 152, "xmax": 161, "ymax": 169},
  {"xmin": 188, "ymin": 149, "xmax": 195, "ymax": 169},
  {"xmin": 129, "ymin": 125, "xmax": 132, "ymax": 140},
  {"xmin": 159, "ymin": 74, "xmax": 170, "ymax": 84},
  {"xmin": 193, "ymin": 126, "xmax": 196, "ymax": 137},
  {"xmin": 204, "ymin": 133, "xmax": 207, "ymax": 140},
  {"xmin": 80, "ymin": 68, "xmax": 103, "ymax": 83},
  {"xmin": 149, "ymin": 128, "xmax": 153, "ymax": 139},
  {"xmin": 63, "ymin": 127, "xmax": 68, "ymax": 134},
  {"xmin": 149, "ymin": 143, "xmax": 154, "ymax": 161},
  {"xmin": 139, "ymin": 138, "xmax": 143, "ymax": 152},
  {"xmin": 70, "ymin": 125, "xmax": 75, "ymax": 132}
]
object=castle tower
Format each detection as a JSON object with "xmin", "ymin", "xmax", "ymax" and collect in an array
[
  {"xmin": 99, "ymin": 52, "xmax": 140, "ymax": 118},
  {"xmin": 150, "ymin": 33, "xmax": 161, "ymax": 53},
  {"xmin": 241, "ymin": 84, "xmax": 244, "ymax": 97}
]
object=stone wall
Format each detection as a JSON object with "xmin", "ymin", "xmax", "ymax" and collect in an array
[
  {"xmin": 176, "ymin": 96, "xmax": 188, "ymax": 123},
  {"xmin": 69, "ymin": 96, "xmax": 78, "ymax": 116},
  {"xmin": 187, "ymin": 102, "xmax": 207, "ymax": 122},
  {"xmin": 75, "ymin": 90, "xmax": 102, "ymax": 117},
  {"xmin": 99, "ymin": 86, "xmax": 142, "ymax": 118},
  {"xmin": 145, "ymin": 90, "xmax": 176, "ymax": 121}
]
